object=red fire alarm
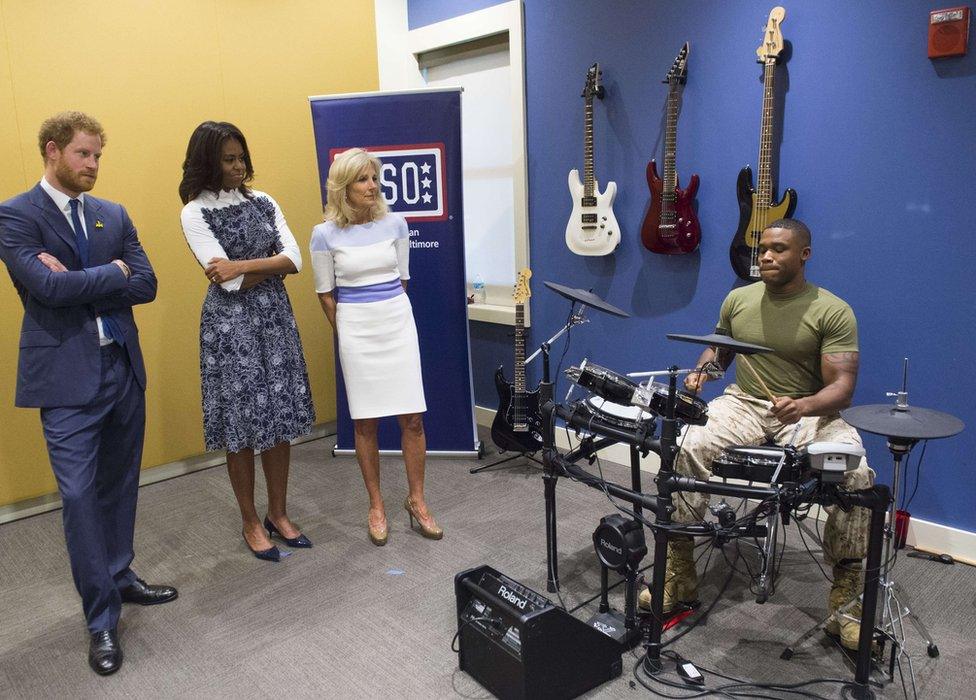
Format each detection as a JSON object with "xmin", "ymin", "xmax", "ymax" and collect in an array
[{"xmin": 928, "ymin": 6, "xmax": 970, "ymax": 58}]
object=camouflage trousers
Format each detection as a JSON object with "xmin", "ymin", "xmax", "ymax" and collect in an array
[{"xmin": 671, "ymin": 385, "xmax": 875, "ymax": 565}]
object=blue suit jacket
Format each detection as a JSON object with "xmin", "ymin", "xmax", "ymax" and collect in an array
[{"xmin": 0, "ymin": 183, "xmax": 157, "ymax": 408}]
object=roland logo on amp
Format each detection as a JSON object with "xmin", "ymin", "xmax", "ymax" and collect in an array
[
  {"xmin": 599, "ymin": 538, "xmax": 623, "ymax": 556},
  {"xmin": 330, "ymin": 143, "xmax": 448, "ymax": 222},
  {"xmin": 495, "ymin": 584, "xmax": 528, "ymax": 610},
  {"xmin": 477, "ymin": 570, "xmax": 549, "ymax": 614}
]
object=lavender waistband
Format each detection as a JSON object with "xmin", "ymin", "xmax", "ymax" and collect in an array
[{"xmin": 336, "ymin": 278, "xmax": 404, "ymax": 304}]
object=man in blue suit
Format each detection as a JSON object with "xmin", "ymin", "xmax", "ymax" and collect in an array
[{"xmin": 0, "ymin": 112, "xmax": 177, "ymax": 675}]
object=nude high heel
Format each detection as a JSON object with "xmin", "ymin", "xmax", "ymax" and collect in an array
[
  {"xmin": 368, "ymin": 508, "xmax": 389, "ymax": 546},
  {"xmin": 404, "ymin": 497, "xmax": 443, "ymax": 540}
]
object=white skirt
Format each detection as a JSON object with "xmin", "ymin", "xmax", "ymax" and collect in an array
[{"xmin": 336, "ymin": 293, "xmax": 427, "ymax": 419}]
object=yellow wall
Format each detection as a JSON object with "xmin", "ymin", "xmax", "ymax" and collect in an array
[{"xmin": 0, "ymin": 1, "xmax": 378, "ymax": 507}]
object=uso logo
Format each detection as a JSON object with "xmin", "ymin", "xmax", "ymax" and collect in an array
[{"xmin": 330, "ymin": 143, "xmax": 447, "ymax": 222}]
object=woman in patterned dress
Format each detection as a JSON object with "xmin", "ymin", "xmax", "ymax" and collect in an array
[
  {"xmin": 311, "ymin": 148, "xmax": 441, "ymax": 546},
  {"xmin": 179, "ymin": 121, "xmax": 315, "ymax": 562}
]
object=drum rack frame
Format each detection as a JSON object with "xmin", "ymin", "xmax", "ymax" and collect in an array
[{"xmin": 540, "ymin": 367, "xmax": 892, "ymax": 699}]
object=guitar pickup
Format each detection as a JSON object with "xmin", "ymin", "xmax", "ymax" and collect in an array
[
  {"xmin": 512, "ymin": 423, "xmax": 528, "ymax": 431},
  {"xmin": 581, "ymin": 214, "xmax": 598, "ymax": 224},
  {"xmin": 581, "ymin": 197, "xmax": 597, "ymax": 207},
  {"xmin": 658, "ymin": 224, "xmax": 676, "ymax": 231}
]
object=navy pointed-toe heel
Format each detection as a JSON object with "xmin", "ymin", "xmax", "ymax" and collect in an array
[
  {"xmin": 264, "ymin": 517, "xmax": 313, "ymax": 548},
  {"xmin": 242, "ymin": 529, "xmax": 281, "ymax": 562}
]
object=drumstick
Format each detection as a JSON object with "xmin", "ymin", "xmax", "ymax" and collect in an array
[{"xmin": 736, "ymin": 354, "xmax": 776, "ymax": 402}]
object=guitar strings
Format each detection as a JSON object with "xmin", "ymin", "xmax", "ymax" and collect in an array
[{"xmin": 752, "ymin": 55, "xmax": 776, "ymax": 275}]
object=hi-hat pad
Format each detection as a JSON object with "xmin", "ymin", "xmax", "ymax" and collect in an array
[
  {"xmin": 544, "ymin": 281, "xmax": 630, "ymax": 318},
  {"xmin": 666, "ymin": 332, "xmax": 773, "ymax": 355}
]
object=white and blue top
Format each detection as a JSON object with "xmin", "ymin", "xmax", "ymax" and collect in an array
[
  {"xmin": 310, "ymin": 213, "xmax": 410, "ymax": 303},
  {"xmin": 181, "ymin": 188, "xmax": 302, "ymax": 291}
]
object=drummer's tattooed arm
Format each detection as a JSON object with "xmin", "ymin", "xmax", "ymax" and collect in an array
[
  {"xmin": 824, "ymin": 352, "xmax": 859, "ymax": 375},
  {"xmin": 772, "ymin": 351, "xmax": 860, "ymax": 423}
]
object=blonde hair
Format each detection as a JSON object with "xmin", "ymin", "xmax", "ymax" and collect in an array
[
  {"xmin": 323, "ymin": 147, "xmax": 388, "ymax": 227},
  {"xmin": 38, "ymin": 111, "xmax": 106, "ymax": 162}
]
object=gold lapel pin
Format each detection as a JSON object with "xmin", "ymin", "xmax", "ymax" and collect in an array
[{"xmin": 95, "ymin": 220, "xmax": 104, "ymax": 229}]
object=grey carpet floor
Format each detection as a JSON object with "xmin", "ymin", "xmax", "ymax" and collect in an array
[{"xmin": 1, "ymin": 427, "xmax": 974, "ymax": 698}]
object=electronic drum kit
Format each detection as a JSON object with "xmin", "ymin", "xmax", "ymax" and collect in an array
[
  {"xmin": 549, "ymin": 283, "xmax": 862, "ymax": 486},
  {"xmin": 540, "ymin": 281, "xmax": 963, "ymax": 495},
  {"xmin": 531, "ymin": 280, "xmax": 965, "ymax": 691}
]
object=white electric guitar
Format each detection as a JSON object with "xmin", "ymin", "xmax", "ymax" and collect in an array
[{"xmin": 565, "ymin": 63, "xmax": 620, "ymax": 256}]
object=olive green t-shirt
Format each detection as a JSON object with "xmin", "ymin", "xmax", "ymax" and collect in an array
[{"xmin": 716, "ymin": 282, "xmax": 858, "ymax": 399}]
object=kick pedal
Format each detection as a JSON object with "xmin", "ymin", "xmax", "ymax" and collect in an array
[{"xmin": 663, "ymin": 606, "xmax": 696, "ymax": 631}]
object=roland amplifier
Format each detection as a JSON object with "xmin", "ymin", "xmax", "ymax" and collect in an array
[{"xmin": 455, "ymin": 565, "xmax": 622, "ymax": 699}]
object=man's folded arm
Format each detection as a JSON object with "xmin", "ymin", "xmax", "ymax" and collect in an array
[
  {"xmin": 0, "ymin": 205, "xmax": 127, "ymax": 308},
  {"xmin": 92, "ymin": 206, "xmax": 157, "ymax": 312}
]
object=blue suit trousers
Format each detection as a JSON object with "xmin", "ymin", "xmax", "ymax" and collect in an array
[{"xmin": 40, "ymin": 343, "xmax": 145, "ymax": 632}]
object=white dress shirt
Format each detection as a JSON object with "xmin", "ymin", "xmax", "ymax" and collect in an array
[{"xmin": 39, "ymin": 176, "xmax": 116, "ymax": 345}]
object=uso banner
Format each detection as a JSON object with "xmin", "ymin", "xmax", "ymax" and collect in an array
[{"xmin": 308, "ymin": 88, "xmax": 479, "ymax": 456}]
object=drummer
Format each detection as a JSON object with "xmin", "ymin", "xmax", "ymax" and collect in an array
[{"xmin": 638, "ymin": 218, "xmax": 875, "ymax": 653}]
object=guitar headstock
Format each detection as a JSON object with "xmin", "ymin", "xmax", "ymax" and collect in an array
[
  {"xmin": 512, "ymin": 268, "xmax": 532, "ymax": 305},
  {"xmin": 755, "ymin": 6, "xmax": 786, "ymax": 64},
  {"xmin": 581, "ymin": 63, "xmax": 605, "ymax": 101},
  {"xmin": 663, "ymin": 42, "xmax": 690, "ymax": 85}
]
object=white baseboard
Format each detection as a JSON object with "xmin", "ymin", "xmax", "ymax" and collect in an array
[
  {"xmin": 906, "ymin": 518, "xmax": 976, "ymax": 566},
  {"xmin": 0, "ymin": 423, "xmax": 336, "ymax": 526},
  {"xmin": 475, "ymin": 404, "xmax": 976, "ymax": 565}
]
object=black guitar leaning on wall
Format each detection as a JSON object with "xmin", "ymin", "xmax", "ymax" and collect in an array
[
  {"xmin": 491, "ymin": 269, "xmax": 544, "ymax": 454},
  {"xmin": 729, "ymin": 6, "xmax": 797, "ymax": 281}
]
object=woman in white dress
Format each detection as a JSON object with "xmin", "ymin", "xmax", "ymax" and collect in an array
[{"xmin": 311, "ymin": 148, "xmax": 441, "ymax": 545}]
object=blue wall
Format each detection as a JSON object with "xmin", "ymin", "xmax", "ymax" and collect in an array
[
  {"xmin": 407, "ymin": 0, "xmax": 507, "ymax": 29},
  {"xmin": 413, "ymin": 1, "xmax": 976, "ymax": 533}
]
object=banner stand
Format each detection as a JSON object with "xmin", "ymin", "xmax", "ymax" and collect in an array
[{"xmin": 309, "ymin": 88, "xmax": 480, "ymax": 458}]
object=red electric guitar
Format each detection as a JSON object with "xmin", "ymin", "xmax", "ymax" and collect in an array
[{"xmin": 641, "ymin": 43, "xmax": 701, "ymax": 254}]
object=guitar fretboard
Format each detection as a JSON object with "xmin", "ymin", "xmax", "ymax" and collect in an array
[
  {"xmin": 513, "ymin": 303, "xmax": 525, "ymax": 394},
  {"xmin": 512, "ymin": 302, "xmax": 526, "ymax": 428},
  {"xmin": 750, "ymin": 55, "xmax": 778, "ymax": 274},
  {"xmin": 583, "ymin": 95, "xmax": 595, "ymax": 198},
  {"xmin": 661, "ymin": 81, "xmax": 681, "ymax": 228},
  {"xmin": 756, "ymin": 56, "xmax": 777, "ymax": 212}
]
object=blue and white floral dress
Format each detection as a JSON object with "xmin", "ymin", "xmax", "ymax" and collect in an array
[{"xmin": 181, "ymin": 188, "xmax": 314, "ymax": 452}]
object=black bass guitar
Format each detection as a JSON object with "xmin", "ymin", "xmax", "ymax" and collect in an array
[{"xmin": 490, "ymin": 269, "xmax": 543, "ymax": 453}]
